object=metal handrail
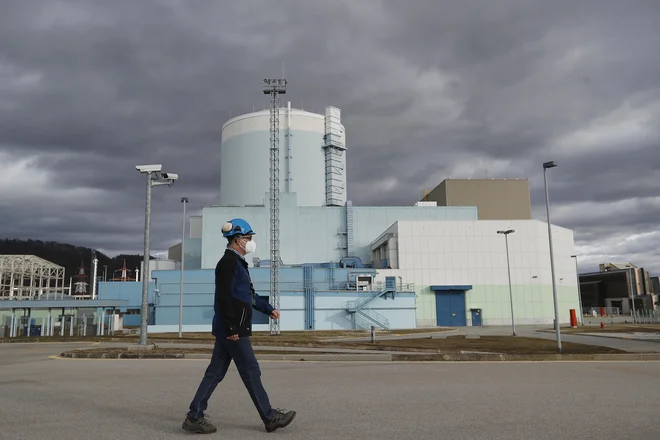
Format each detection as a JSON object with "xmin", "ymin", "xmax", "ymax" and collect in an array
[
  {"xmin": 364, "ymin": 281, "xmax": 415, "ymax": 292},
  {"xmin": 357, "ymin": 308, "xmax": 390, "ymax": 329},
  {"xmin": 346, "ymin": 290, "xmax": 384, "ymax": 311}
]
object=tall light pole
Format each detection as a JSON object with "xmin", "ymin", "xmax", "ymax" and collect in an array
[
  {"xmin": 135, "ymin": 164, "xmax": 178, "ymax": 346},
  {"xmin": 543, "ymin": 160, "xmax": 562, "ymax": 354},
  {"xmin": 497, "ymin": 229, "xmax": 516, "ymax": 336},
  {"xmin": 179, "ymin": 197, "xmax": 188, "ymax": 338},
  {"xmin": 571, "ymin": 255, "xmax": 584, "ymax": 325},
  {"xmin": 626, "ymin": 265, "xmax": 637, "ymax": 322}
]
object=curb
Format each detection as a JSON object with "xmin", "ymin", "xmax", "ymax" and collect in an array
[
  {"xmin": 60, "ymin": 351, "xmax": 186, "ymax": 359},
  {"xmin": 574, "ymin": 333, "xmax": 660, "ymax": 343},
  {"xmin": 318, "ymin": 329, "xmax": 458, "ymax": 343},
  {"xmin": 255, "ymin": 354, "xmax": 392, "ymax": 361},
  {"xmin": 59, "ymin": 351, "xmax": 392, "ymax": 361},
  {"xmin": 58, "ymin": 351, "xmax": 660, "ymax": 362},
  {"xmin": 391, "ymin": 353, "xmax": 660, "ymax": 362}
]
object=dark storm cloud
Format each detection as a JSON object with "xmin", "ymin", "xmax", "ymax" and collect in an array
[{"xmin": 1, "ymin": 0, "xmax": 659, "ymax": 274}]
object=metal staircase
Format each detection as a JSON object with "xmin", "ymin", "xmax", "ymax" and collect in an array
[
  {"xmin": 346, "ymin": 288, "xmax": 391, "ymax": 330},
  {"xmin": 356, "ymin": 308, "xmax": 390, "ymax": 329},
  {"xmin": 346, "ymin": 289, "xmax": 385, "ymax": 312}
]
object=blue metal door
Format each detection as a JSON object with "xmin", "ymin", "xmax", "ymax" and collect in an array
[
  {"xmin": 435, "ymin": 293, "xmax": 452, "ymax": 326},
  {"xmin": 471, "ymin": 309, "xmax": 482, "ymax": 326},
  {"xmin": 435, "ymin": 291, "xmax": 467, "ymax": 326}
]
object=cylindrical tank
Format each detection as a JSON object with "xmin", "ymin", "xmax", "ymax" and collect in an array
[{"xmin": 219, "ymin": 105, "xmax": 345, "ymax": 207}]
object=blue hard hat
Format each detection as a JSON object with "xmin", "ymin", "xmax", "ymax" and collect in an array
[{"xmin": 222, "ymin": 218, "xmax": 255, "ymax": 237}]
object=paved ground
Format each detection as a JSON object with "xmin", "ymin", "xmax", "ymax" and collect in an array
[
  {"xmin": 577, "ymin": 332, "xmax": 660, "ymax": 341},
  {"xmin": 518, "ymin": 329, "xmax": 660, "ymax": 353},
  {"xmin": 324, "ymin": 325, "xmax": 660, "ymax": 353},
  {"xmin": 1, "ymin": 342, "xmax": 660, "ymax": 440}
]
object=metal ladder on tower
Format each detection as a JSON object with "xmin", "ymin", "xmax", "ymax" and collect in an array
[{"xmin": 263, "ymin": 77, "xmax": 287, "ymax": 335}]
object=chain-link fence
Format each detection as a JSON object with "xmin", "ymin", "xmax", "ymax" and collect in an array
[{"xmin": 631, "ymin": 309, "xmax": 660, "ymax": 324}]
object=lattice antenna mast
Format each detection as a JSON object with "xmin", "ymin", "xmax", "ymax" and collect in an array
[{"xmin": 263, "ymin": 77, "xmax": 287, "ymax": 335}]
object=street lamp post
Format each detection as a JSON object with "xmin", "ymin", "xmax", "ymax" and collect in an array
[
  {"xmin": 571, "ymin": 255, "xmax": 584, "ymax": 325},
  {"xmin": 179, "ymin": 197, "xmax": 188, "ymax": 338},
  {"xmin": 543, "ymin": 160, "xmax": 562, "ymax": 354},
  {"xmin": 135, "ymin": 164, "xmax": 178, "ymax": 346},
  {"xmin": 497, "ymin": 229, "xmax": 516, "ymax": 336},
  {"xmin": 627, "ymin": 266, "xmax": 637, "ymax": 323}
]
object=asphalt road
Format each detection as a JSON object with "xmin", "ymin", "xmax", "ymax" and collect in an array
[
  {"xmin": 1, "ymin": 342, "xmax": 659, "ymax": 440},
  {"xmin": 326, "ymin": 326, "xmax": 660, "ymax": 352}
]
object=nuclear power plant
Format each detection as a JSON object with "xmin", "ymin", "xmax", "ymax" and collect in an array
[
  {"xmin": 85, "ymin": 81, "xmax": 582, "ymax": 334},
  {"xmin": 0, "ymin": 89, "xmax": 583, "ymax": 336}
]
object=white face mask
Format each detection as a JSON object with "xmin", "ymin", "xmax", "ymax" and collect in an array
[{"xmin": 243, "ymin": 239, "xmax": 256, "ymax": 254}]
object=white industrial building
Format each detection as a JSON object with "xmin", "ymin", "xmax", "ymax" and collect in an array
[{"xmin": 373, "ymin": 220, "xmax": 578, "ymax": 326}]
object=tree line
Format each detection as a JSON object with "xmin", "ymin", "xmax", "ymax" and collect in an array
[{"xmin": 0, "ymin": 238, "xmax": 148, "ymax": 281}]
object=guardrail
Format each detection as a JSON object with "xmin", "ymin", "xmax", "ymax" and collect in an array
[{"xmin": 250, "ymin": 281, "xmax": 416, "ymax": 293}]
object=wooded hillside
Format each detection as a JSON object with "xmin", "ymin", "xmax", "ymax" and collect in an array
[{"xmin": 0, "ymin": 239, "xmax": 147, "ymax": 280}]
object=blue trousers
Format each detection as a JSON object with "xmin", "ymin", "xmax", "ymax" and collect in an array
[{"xmin": 188, "ymin": 337, "xmax": 274, "ymax": 422}]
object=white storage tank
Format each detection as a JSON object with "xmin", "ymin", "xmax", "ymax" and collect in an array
[{"xmin": 219, "ymin": 104, "xmax": 346, "ymax": 207}]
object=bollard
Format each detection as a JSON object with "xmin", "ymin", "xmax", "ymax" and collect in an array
[{"xmin": 370, "ymin": 325, "xmax": 376, "ymax": 343}]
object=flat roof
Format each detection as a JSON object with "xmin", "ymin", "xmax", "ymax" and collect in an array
[
  {"xmin": 442, "ymin": 178, "xmax": 529, "ymax": 182},
  {"xmin": 580, "ymin": 270, "xmax": 628, "ymax": 278},
  {"xmin": 431, "ymin": 285, "xmax": 473, "ymax": 291},
  {"xmin": 0, "ymin": 299, "xmax": 129, "ymax": 310}
]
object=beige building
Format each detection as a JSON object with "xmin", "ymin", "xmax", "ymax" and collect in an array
[{"xmin": 422, "ymin": 178, "xmax": 532, "ymax": 220}]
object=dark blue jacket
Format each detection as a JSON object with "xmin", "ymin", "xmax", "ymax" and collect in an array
[{"xmin": 212, "ymin": 248, "xmax": 275, "ymax": 338}]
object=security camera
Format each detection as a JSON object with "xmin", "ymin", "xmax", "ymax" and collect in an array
[
  {"xmin": 136, "ymin": 164, "xmax": 163, "ymax": 173},
  {"xmin": 162, "ymin": 173, "xmax": 178, "ymax": 180}
]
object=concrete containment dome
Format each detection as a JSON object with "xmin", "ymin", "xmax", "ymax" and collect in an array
[{"xmin": 219, "ymin": 104, "xmax": 347, "ymax": 207}]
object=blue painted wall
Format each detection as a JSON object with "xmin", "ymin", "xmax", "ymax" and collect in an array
[
  {"xmin": 199, "ymin": 193, "xmax": 477, "ymax": 269},
  {"xmin": 99, "ymin": 265, "xmax": 416, "ymax": 332},
  {"xmin": 97, "ymin": 280, "xmax": 155, "ymax": 326},
  {"xmin": 97, "ymin": 281, "xmax": 153, "ymax": 307}
]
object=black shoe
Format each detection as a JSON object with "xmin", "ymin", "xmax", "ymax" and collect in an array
[
  {"xmin": 182, "ymin": 415, "xmax": 218, "ymax": 434},
  {"xmin": 265, "ymin": 408, "xmax": 296, "ymax": 433}
]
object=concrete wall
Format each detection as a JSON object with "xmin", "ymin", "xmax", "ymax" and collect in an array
[
  {"xmin": 424, "ymin": 179, "xmax": 532, "ymax": 220},
  {"xmin": 373, "ymin": 219, "xmax": 579, "ymax": 326},
  {"xmin": 184, "ymin": 239, "xmax": 203, "ymax": 270},
  {"xmin": 167, "ymin": 238, "xmax": 202, "ymax": 269},
  {"xmin": 190, "ymin": 216, "xmax": 203, "ymax": 239},
  {"xmin": 220, "ymin": 108, "xmax": 340, "ymax": 207}
]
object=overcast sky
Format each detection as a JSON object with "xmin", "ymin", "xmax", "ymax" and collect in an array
[{"xmin": 1, "ymin": 0, "xmax": 659, "ymax": 275}]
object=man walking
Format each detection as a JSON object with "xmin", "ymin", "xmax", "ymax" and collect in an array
[{"xmin": 182, "ymin": 218, "xmax": 296, "ymax": 434}]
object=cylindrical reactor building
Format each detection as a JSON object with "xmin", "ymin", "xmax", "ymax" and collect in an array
[{"xmin": 220, "ymin": 104, "xmax": 347, "ymax": 207}]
